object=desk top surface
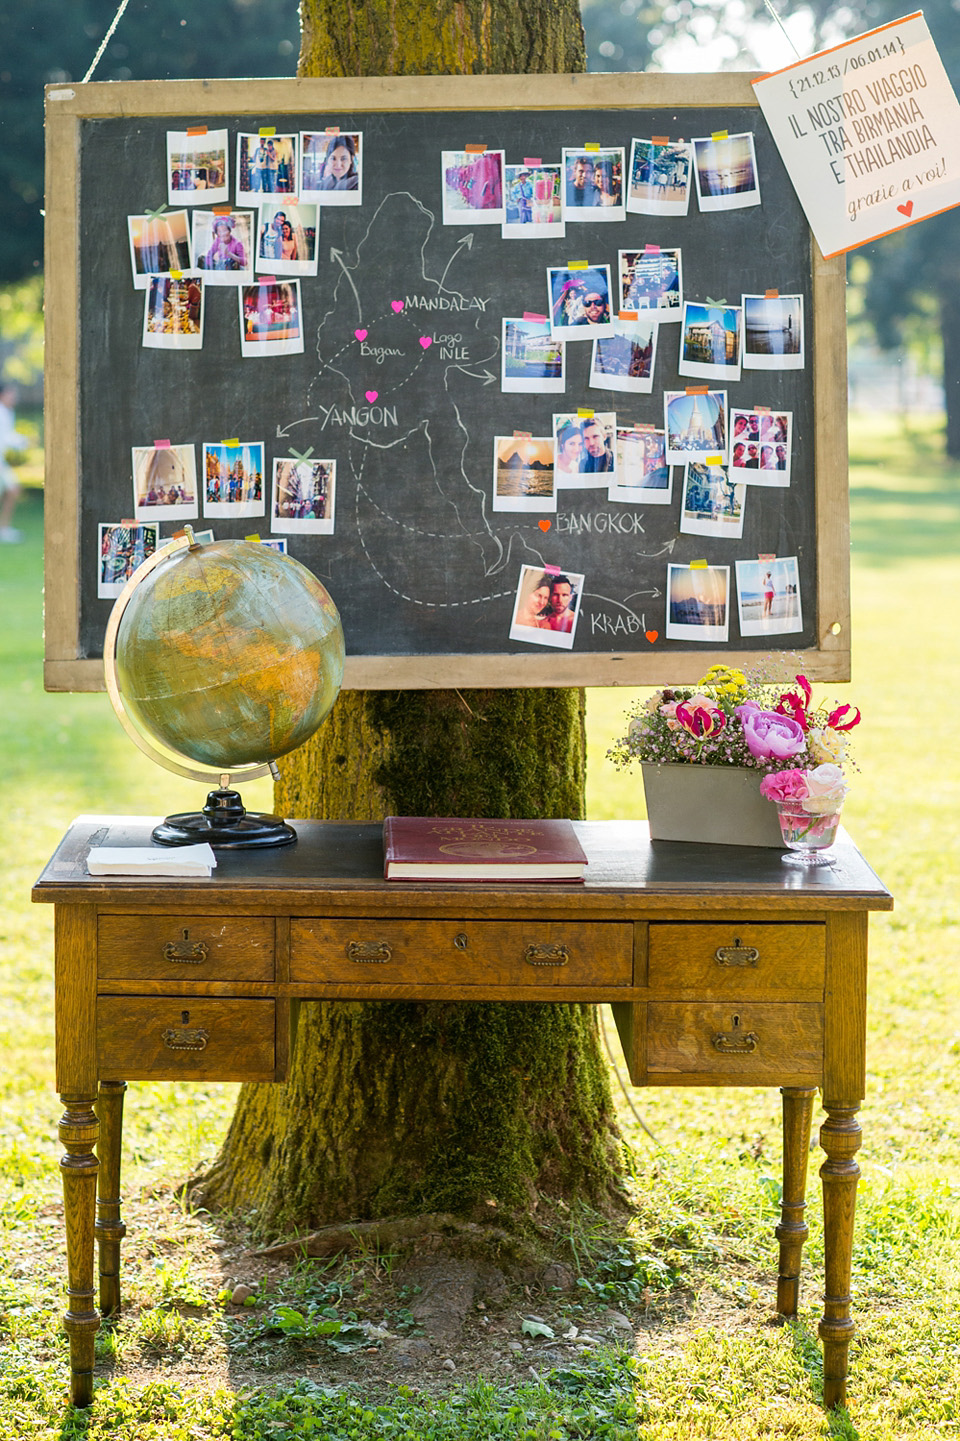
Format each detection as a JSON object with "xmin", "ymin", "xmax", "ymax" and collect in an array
[{"xmin": 33, "ymin": 816, "xmax": 893, "ymax": 913}]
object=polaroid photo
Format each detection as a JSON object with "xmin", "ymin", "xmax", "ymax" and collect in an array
[
  {"xmin": 142, "ymin": 275, "xmax": 204, "ymax": 350},
  {"xmin": 553, "ymin": 411, "xmax": 617, "ymax": 489},
  {"xmin": 202, "ymin": 441, "xmax": 266, "ymax": 519},
  {"xmin": 589, "ymin": 313, "xmax": 658, "ymax": 395},
  {"xmin": 441, "ymin": 150, "xmax": 506, "ymax": 225},
  {"xmin": 664, "ymin": 389, "xmax": 728, "ymax": 465},
  {"xmin": 680, "ymin": 462, "xmax": 746, "ymax": 539},
  {"xmin": 501, "ymin": 318, "xmax": 565, "ymax": 394},
  {"xmin": 742, "ymin": 293, "xmax": 804, "ymax": 370},
  {"xmin": 693, "ymin": 132, "xmax": 761, "ymax": 212},
  {"xmin": 192, "ymin": 210, "xmax": 254, "ymax": 285},
  {"xmin": 492, "ymin": 436, "xmax": 556, "ymax": 513},
  {"xmin": 271, "ymin": 458, "xmax": 336, "ymax": 534},
  {"xmin": 665, "ymin": 562, "xmax": 730, "ymax": 643},
  {"xmin": 561, "ymin": 149, "xmax": 625, "ymax": 222},
  {"xmin": 166, "ymin": 128, "xmax": 229, "ymax": 207},
  {"xmin": 547, "ymin": 266, "xmax": 615, "ymax": 341},
  {"xmin": 626, "ymin": 139, "xmax": 693, "ymax": 217},
  {"xmin": 131, "ymin": 443, "xmax": 198, "ymax": 523},
  {"xmin": 502, "ymin": 163, "xmax": 564, "ymax": 239},
  {"xmin": 678, "ymin": 302, "xmax": 743, "ymax": 383},
  {"xmin": 509, "ymin": 565, "xmax": 584, "ymax": 649},
  {"xmin": 736, "ymin": 557, "xmax": 803, "ymax": 636},
  {"xmin": 608, "ymin": 426, "xmax": 673, "ymax": 505},
  {"xmin": 256, "ymin": 201, "xmax": 320, "ymax": 277},
  {"xmin": 239, "ymin": 281, "xmax": 305, "ymax": 358},
  {"xmin": 300, "ymin": 132, "xmax": 363, "ymax": 204},
  {"xmin": 191, "ymin": 529, "xmax": 215, "ymax": 545},
  {"xmin": 730, "ymin": 408, "xmax": 792, "ymax": 486},
  {"xmin": 236, "ymin": 133, "xmax": 298, "ymax": 205},
  {"xmin": 98, "ymin": 522, "xmax": 159, "ymax": 599},
  {"xmin": 260, "ymin": 536, "xmax": 288, "ymax": 553},
  {"xmin": 619, "ymin": 248, "xmax": 682, "ymax": 320},
  {"xmin": 127, "ymin": 210, "xmax": 192, "ymax": 290}
]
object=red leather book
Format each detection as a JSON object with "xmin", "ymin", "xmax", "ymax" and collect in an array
[{"xmin": 383, "ymin": 816, "xmax": 587, "ymax": 882}]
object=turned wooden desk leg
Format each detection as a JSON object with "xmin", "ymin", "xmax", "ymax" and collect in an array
[
  {"xmin": 95, "ymin": 1080, "xmax": 127, "ymax": 1317},
  {"xmin": 776, "ymin": 1085, "xmax": 816, "ymax": 1316},
  {"xmin": 59, "ymin": 1095, "xmax": 100, "ymax": 1408},
  {"xmin": 818, "ymin": 1103, "xmax": 862, "ymax": 1410}
]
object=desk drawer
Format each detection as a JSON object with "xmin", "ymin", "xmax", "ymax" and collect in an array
[
  {"xmin": 648, "ymin": 924, "xmax": 825, "ymax": 999},
  {"xmin": 98, "ymin": 997, "xmax": 276, "ymax": 1080},
  {"xmin": 98, "ymin": 916, "xmax": 275, "ymax": 981},
  {"xmin": 290, "ymin": 920, "xmax": 633, "ymax": 986},
  {"xmin": 647, "ymin": 1002, "xmax": 823, "ymax": 1081}
]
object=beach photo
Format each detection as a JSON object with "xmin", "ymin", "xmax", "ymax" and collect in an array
[
  {"xmin": 665, "ymin": 562, "xmax": 730, "ymax": 642},
  {"xmin": 492, "ymin": 436, "xmax": 556, "ymax": 512},
  {"xmin": 742, "ymin": 293, "xmax": 804, "ymax": 370},
  {"xmin": 736, "ymin": 556, "xmax": 803, "ymax": 635}
]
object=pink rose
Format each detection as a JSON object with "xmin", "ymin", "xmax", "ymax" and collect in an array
[
  {"xmin": 801, "ymin": 762, "xmax": 848, "ymax": 813},
  {"xmin": 736, "ymin": 705, "xmax": 807, "ymax": 761},
  {"xmin": 760, "ymin": 769, "xmax": 809, "ymax": 802}
]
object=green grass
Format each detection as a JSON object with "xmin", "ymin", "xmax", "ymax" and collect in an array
[{"xmin": 1, "ymin": 411, "xmax": 959, "ymax": 1436}]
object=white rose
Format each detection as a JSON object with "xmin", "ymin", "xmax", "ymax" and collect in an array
[
  {"xmin": 809, "ymin": 726, "xmax": 849, "ymax": 765},
  {"xmin": 801, "ymin": 763, "xmax": 847, "ymax": 813}
]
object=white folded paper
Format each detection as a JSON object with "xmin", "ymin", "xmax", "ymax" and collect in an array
[{"xmin": 87, "ymin": 843, "xmax": 217, "ymax": 877}]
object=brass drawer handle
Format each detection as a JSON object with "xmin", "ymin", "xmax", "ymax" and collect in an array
[
  {"xmin": 347, "ymin": 941, "xmax": 393, "ymax": 964},
  {"xmin": 715, "ymin": 941, "xmax": 759, "ymax": 968},
  {"xmin": 524, "ymin": 943, "xmax": 570, "ymax": 968},
  {"xmin": 162, "ymin": 1026, "xmax": 209, "ymax": 1052},
  {"xmin": 163, "ymin": 938, "xmax": 209, "ymax": 965},
  {"xmin": 712, "ymin": 1029, "xmax": 759, "ymax": 1054}
]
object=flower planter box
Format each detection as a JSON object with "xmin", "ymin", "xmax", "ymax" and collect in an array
[{"xmin": 641, "ymin": 763, "xmax": 783, "ymax": 848}]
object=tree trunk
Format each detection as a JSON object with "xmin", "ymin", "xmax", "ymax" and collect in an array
[{"xmin": 189, "ymin": 1, "xmax": 626, "ymax": 1239}]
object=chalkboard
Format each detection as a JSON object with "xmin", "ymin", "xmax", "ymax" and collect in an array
[{"xmin": 43, "ymin": 73, "xmax": 850, "ymax": 692}]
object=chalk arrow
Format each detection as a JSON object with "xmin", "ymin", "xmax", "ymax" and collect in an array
[
  {"xmin": 329, "ymin": 247, "xmax": 363, "ymax": 324},
  {"xmin": 438, "ymin": 233, "xmax": 475, "ymax": 291},
  {"xmin": 452, "ymin": 366, "xmax": 497, "ymax": 385}
]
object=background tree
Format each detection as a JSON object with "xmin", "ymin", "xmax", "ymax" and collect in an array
[
  {"xmin": 190, "ymin": 0, "xmax": 626, "ymax": 1238},
  {"xmin": 0, "ymin": 0, "xmax": 300, "ymax": 283}
]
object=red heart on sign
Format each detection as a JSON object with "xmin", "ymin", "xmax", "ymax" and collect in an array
[
  {"xmin": 645, "ymin": 630, "xmax": 658, "ymax": 643},
  {"xmin": 538, "ymin": 519, "xmax": 551, "ymax": 532},
  {"xmin": 897, "ymin": 200, "xmax": 914, "ymax": 217}
]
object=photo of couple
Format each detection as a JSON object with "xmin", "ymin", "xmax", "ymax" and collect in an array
[{"xmin": 509, "ymin": 566, "xmax": 585, "ymax": 650}]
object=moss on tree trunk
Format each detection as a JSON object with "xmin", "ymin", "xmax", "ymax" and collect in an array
[{"xmin": 188, "ymin": 0, "xmax": 626, "ymax": 1237}]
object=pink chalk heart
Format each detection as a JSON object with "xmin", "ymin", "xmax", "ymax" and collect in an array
[
  {"xmin": 391, "ymin": 300, "xmax": 404, "ymax": 313},
  {"xmin": 419, "ymin": 335, "xmax": 432, "ymax": 350},
  {"xmin": 897, "ymin": 200, "xmax": 914, "ymax": 217},
  {"xmin": 365, "ymin": 390, "xmax": 378, "ymax": 403},
  {"xmin": 645, "ymin": 629, "xmax": 658, "ymax": 644},
  {"xmin": 538, "ymin": 519, "xmax": 551, "ymax": 532},
  {"xmin": 355, "ymin": 328, "xmax": 368, "ymax": 341}
]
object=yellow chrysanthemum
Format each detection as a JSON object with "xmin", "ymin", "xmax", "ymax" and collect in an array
[{"xmin": 697, "ymin": 664, "xmax": 748, "ymax": 704}]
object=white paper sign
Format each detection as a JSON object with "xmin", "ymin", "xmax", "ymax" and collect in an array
[{"xmin": 753, "ymin": 12, "xmax": 960, "ymax": 258}]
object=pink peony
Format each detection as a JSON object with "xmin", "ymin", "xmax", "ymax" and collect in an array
[
  {"xmin": 760, "ymin": 769, "xmax": 809, "ymax": 802},
  {"xmin": 736, "ymin": 705, "xmax": 807, "ymax": 761}
]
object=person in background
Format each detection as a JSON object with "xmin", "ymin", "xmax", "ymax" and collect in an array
[
  {"xmin": 320, "ymin": 135, "xmax": 359, "ymax": 191},
  {"xmin": 0, "ymin": 381, "xmax": 28, "ymax": 543},
  {"xmin": 546, "ymin": 574, "xmax": 577, "ymax": 632}
]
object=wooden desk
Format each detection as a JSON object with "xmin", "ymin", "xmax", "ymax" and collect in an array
[{"xmin": 34, "ymin": 816, "xmax": 892, "ymax": 1410}]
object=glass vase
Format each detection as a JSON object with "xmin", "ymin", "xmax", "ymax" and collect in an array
[{"xmin": 774, "ymin": 799, "xmax": 842, "ymax": 867}]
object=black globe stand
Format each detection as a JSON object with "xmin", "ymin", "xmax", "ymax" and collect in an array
[{"xmin": 153, "ymin": 786, "xmax": 297, "ymax": 849}]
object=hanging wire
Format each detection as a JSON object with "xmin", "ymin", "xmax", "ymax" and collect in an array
[
  {"xmin": 758, "ymin": 0, "xmax": 804, "ymax": 61},
  {"xmin": 81, "ymin": 0, "xmax": 134, "ymax": 83},
  {"xmin": 600, "ymin": 1006, "xmax": 662, "ymax": 1148}
]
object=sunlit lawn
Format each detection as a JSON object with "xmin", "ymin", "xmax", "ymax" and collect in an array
[{"xmin": 0, "ymin": 409, "xmax": 958, "ymax": 1436}]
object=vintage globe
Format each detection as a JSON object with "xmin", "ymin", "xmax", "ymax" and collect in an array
[{"xmin": 104, "ymin": 534, "xmax": 345, "ymax": 846}]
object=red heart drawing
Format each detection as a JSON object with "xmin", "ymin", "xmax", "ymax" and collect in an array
[
  {"xmin": 897, "ymin": 200, "xmax": 914, "ymax": 217},
  {"xmin": 365, "ymin": 390, "xmax": 378, "ymax": 403},
  {"xmin": 355, "ymin": 328, "xmax": 368, "ymax": 341},
  {"xmin": 645, "ymin": 629, "xmax": 658, "ymax": 643},
  {"xmin": 419, "ymin": 336, "xmax": 432, "ymax": 349},
  {"xmin": 538, "ymin": 519, "xmax": 551, "ymax": 532},
  {"xmin": 391, "ymin": 300, "xmax": 404, "ymax": 312}
]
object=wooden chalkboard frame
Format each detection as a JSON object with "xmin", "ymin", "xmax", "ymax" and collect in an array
[{"xmin": 43, "ymin": 72, "xmax": 850, "ymax": 692}]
